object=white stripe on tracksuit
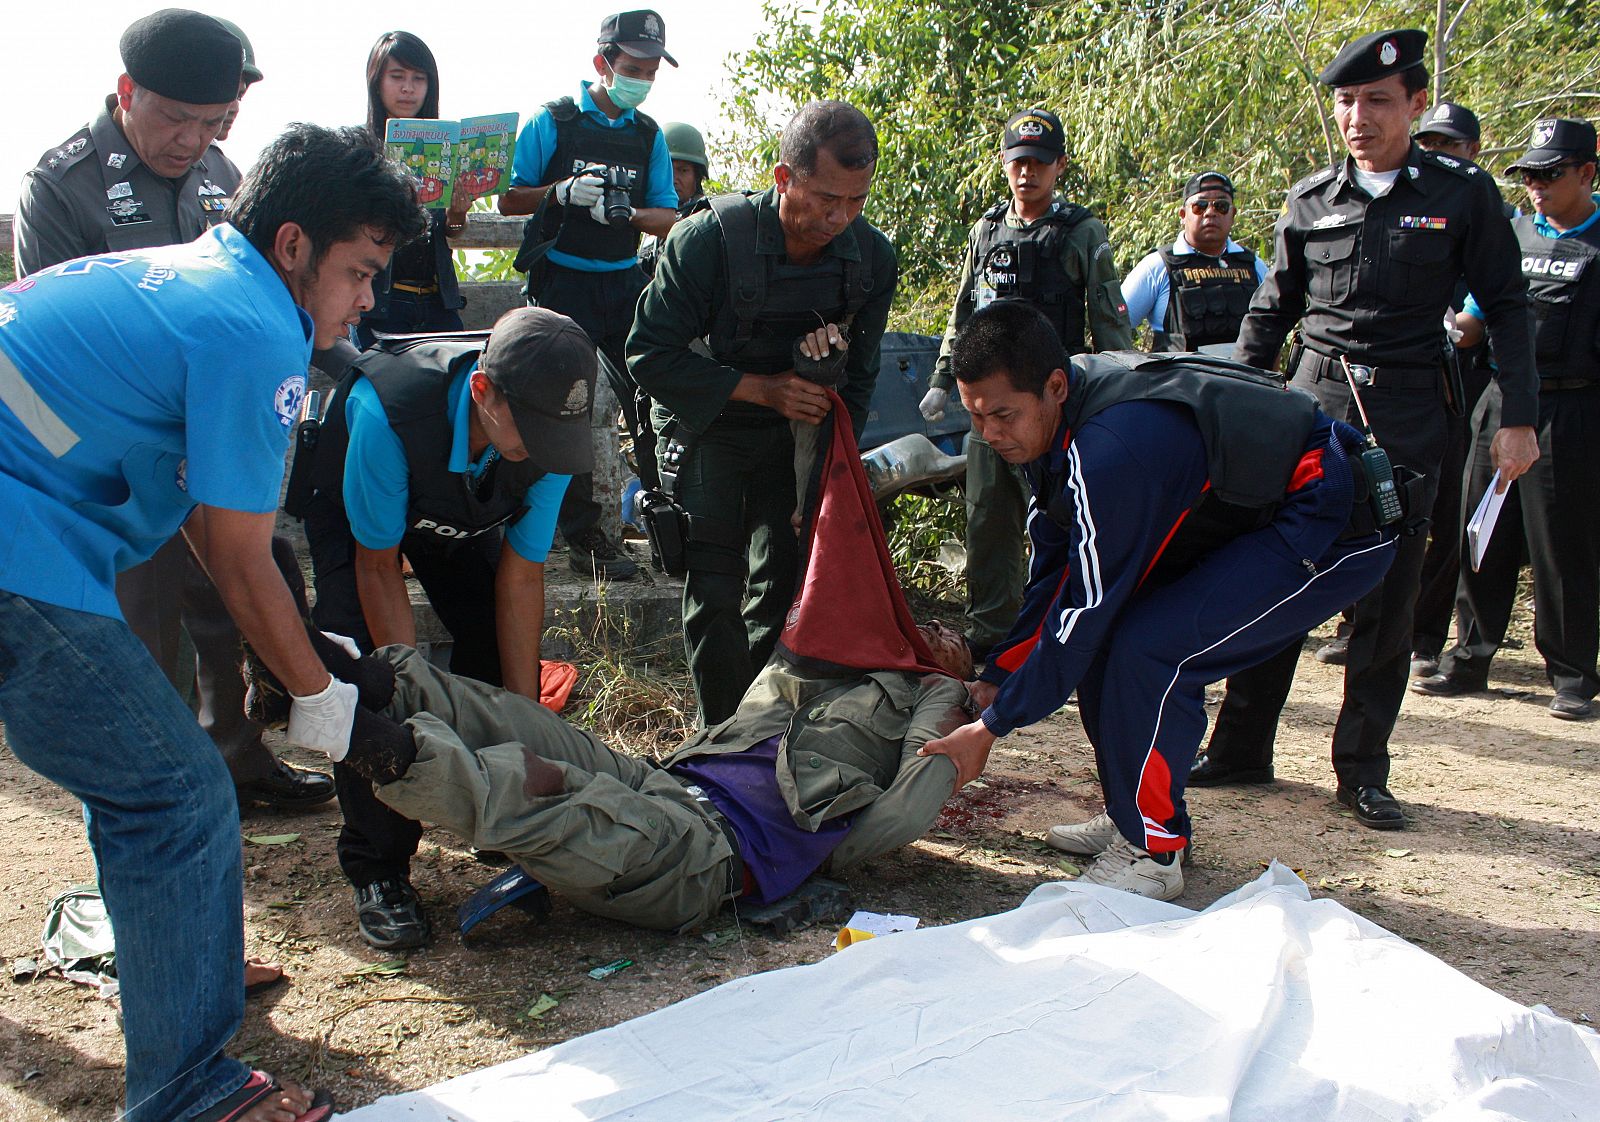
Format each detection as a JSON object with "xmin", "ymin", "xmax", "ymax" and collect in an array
[
  {"xmin": 1052, "ymin": 444, "xmax": 1104, "ymax": 647},
  {"xmin": 1131, "ymin": 535, "xmax": 1396, "ymax": 847}
]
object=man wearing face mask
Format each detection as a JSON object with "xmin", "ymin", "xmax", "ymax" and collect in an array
[{"xmin": 500, "ymin": 9, "xmax": 680, "ymax": 583}]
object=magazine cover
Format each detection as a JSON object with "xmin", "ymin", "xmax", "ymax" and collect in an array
[
  {"xmin": 384, "ymin": 118, "xmax": 462, "ymax": 209},
  {"xmin": 453, "ymin": 112, "xmax": 519, "ymax": 202}
]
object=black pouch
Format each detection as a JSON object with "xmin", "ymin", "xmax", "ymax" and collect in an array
[
  {"xmin": 281, "ymin": 389, "xmax": 323, "ymax": 520},
  {"xmin": 638, "ymin": 488, "xmax": 690, "ymax": 577}
]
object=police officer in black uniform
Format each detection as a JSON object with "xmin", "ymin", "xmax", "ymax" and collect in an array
[
  {"xmin": 1122, "ymin": 172, "xmax": 1270, "ymax": 352},
  {"xmin": 1190, "ymin": 28, "xmax": 1540, "ymax": 829},
  {"xmin": 1416, "ymin": 118, "xmax": 1600, "ymax": 720},
  {"xmin": 300, "ymin": 308, "xmax": 595, "ymax": 948},
  {"xmin": 499, "ymin": 10, "xmax": 682, "ymax": 582},
  {"xmin": 12, "ymin": 10, "xmax": 333, "ymax": 812}
]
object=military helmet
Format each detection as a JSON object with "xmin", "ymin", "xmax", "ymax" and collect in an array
[{"xmin": 663, "ymin": 122, "xmax": 709, "ymax": 170}]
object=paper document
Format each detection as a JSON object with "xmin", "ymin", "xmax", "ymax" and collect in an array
[{"xmin": 1466, "ymin": 469, "xmax": 1508, "ymax": 572}]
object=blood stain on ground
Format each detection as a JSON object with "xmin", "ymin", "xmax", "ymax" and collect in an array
[{"xmin": 936, "ymin": 775, "xmax": 1059, "ymax": 834}]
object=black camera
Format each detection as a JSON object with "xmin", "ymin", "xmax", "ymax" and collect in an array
[{"xmin": 601, "ymin": 166, "xmax": 633, "ymax": 228}]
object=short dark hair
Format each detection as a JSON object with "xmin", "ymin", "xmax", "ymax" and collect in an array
[
  {"xmin": 365, "ymin": 30, "xmax": 442, "ymax": 136},
  {"xmin": 599, "ymin": 43, "xmax": 624, "ymax": 66},
  {"xmin": 1401, "ymin": 64, "xmax": 1430, "ymax": 97},
  {"xmin": 226, "ymin": 123, "xmax": 425, "ymax": 265},
  {"xmin": 952, "ymin": 300, "xmax": 1067, "ymax": 395},
  {"xmin": 780, "ymin": 100, "xmax": 878, "ymax": 175}
]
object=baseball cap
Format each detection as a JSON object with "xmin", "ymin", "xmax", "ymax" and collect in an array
[
  {"xmin": 119, "ymin": 8, "xmax": 243, "ymax": 105},
  {"xmin": 1002, "ymin": 109, "xmax": 1065, "ymax": 164},
  {"xmin": 1506, "ymin": 117, "xmax": 1597, "ymax": 171},
  {"xmin": 1415, "ymin": 101, "xmax": 1480, "ymax": 142},
  {"xmin": 1318, "ymin": 28, "xmax": 1427, "ymax": 88},
  {"xmin": 478, "ymin": 308, "xmax": 597, "ymax": 475},
  {"xmin": 598, "ymin": 10, "xmax": 678, "ymax": 67},
  {"xmin": 212, "ymin": 17, "xmax": 263, "ymax": 85},
  {"xmin": 1183, "ymin": 171, "xmax": 1235, "ymax": 198}
]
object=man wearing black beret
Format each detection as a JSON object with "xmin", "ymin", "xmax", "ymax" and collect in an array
[
  {"xmin": 1192, "ymin": 28, "xmax": 1540, "ymax": 830},
  {"xmin": 13, "ymin": 9, "xmax": 335, "ymax": 816}
]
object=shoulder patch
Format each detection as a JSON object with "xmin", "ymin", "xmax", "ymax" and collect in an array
[
  {"xmin": 1292, "ymin": 167, "xmax": 1337, "ymax": 197},
  {"xmin": 274, "ymin": 375, "xmax": 308, "ymax": 434},
  {"xmin": 33, "ymin": 130, "xmax": 93, "ymax": 180},
  {"xmin": 1419, "ymin": 149, "xmax": 1475, "ymax": 179}
]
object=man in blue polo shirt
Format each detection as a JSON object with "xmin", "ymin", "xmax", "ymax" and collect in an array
[
  {"xmin": 500, "ymin": 9, "xmax": 680, "ymax": 581},
  {"xmin": 300, "ymin": 308, "xmax": 593, "ymax": 950},
  {"xmin": 0, "ymin": 123, "xmax": 422, "ymax": 1122}
]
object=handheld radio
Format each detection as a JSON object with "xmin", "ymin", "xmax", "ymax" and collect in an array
[{"xmin": 1339, "ymin": 358, "xmax": 1403, "ymax": 527}]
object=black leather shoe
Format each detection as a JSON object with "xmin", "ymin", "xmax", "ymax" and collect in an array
[
  {"xmin": 1409, "ymin": 653, "xmax": 1439, "ymax": 679},
  {"xmin": 1550, "ymin": 690, "xmax": 1596, "ymax": 720},
  {"xmin": 1409, "ymin": 672, "xmax": 1488, "ymax": 697},
  {"xmin": 355, "ymin": 879, "xmax": 431, "ymax": 951},
  {"xmin": 1336, "ymin": 785, "xmax": 1407, "ymax": 830},
  {"xmin": 1314, "ymin": 636, "xmax": 1348, "ymax": 665},
  {"xmin": 236, "ymin": 758, "xmax": 335, "ymax": 810},
  {"xmin": 567, "ymin": 525, "xmax": 638, "ymax": 580},
  {"xmin": 1188, "ymin": 753, "xmax": 1274, "ymax": 787}
]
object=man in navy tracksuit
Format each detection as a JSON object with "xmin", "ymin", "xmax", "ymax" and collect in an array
[{"xmin": 921, "ymin": 301, "xmax": 1397, "ymax": 899}]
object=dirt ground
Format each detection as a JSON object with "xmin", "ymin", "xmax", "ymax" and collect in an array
[{"xmin": 2, "ymin": 603, "xmax": 1597, "ymax": 1120}]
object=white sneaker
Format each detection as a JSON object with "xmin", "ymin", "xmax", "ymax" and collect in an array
[
  {"xmin": 1078, "ymin": 834, "xmax": 1185, "ymax": 901},
  {"xmin": 1046, "ymin": 811, "xmax": 1119, "ymax": 856}
]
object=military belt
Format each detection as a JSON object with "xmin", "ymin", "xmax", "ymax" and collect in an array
[
  {"xmin": 1539, "ymin": 376, "xmax": 1598, "ymax": 391},
  {"xmin": 1299, "ymin": 348, "xmax": 1437, "ymax": 391},
  {"xmin": 675, "ymin": 776, "xmax": 749, "ymax": 899},
  {"xmin": 390, "ymin": 281, "xmax": 440, "ymax": 296}
]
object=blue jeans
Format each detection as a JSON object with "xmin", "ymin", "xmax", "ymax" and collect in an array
[{"xmin": 0, "ymin": 592, "xmax": 250, "ymax": 1121}]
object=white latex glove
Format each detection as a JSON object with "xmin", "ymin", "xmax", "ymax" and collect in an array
[
  {"xmin": 287, "ymin": 676, "xmax": 359, "ymax": 761},
  {"xmin": 1442, "ymin": 311, "xmax": 1464, "ymax": 346},
  {"xmin": 591, "ymin": 194, "xmax": 633, "ymax": 227},
  {"xmin": 555, "ymin": 171, "xmax": 604, "ymax": 209},
  {"xmin": 319, "ymin": 631, "xmax": 362, "ymax": 659},
  {"xmin": 919, "ymin": 386, "xmax": 949, "ymax": 422}
]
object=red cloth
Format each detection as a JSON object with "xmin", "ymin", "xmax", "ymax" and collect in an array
[
  {"xmin": 776, "ymin": 391, "xmax": 944, "ymax": 676},
  {"xmin": 539, "ymin": 660, "xmax": 578, "ymax": 712}
]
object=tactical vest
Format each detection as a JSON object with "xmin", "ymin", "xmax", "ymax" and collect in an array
[
  {"xmin": 971, "ymin": 200, "xmax": 1091, "ymax": 354},
  {"xmin": 1039, "ymin": 352, "xmax": 1319, "ymax": 580},
  {"xmin": 1156, "ymin": 246, "xmax": 1259, "ymax": 350},
  {"xmin": 703, "ymin": 192, "xmax": 879, "ymax": 421},
  {"xmin": 537, "ymin": 96, "xmax": 658, "ymax": 263},
  {"xmin": 313, "ymin": 338, "xmax": 544, "ymax": 550},
  {"xmin": 1516, "ymin": 213, "xmax": 1600, "ymax": 382}
]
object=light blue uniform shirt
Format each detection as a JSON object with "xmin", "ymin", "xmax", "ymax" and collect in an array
[
  {"xmin": 1463, "ymin": 195, "xmax": 1600, "ymax": 320},
  {"xmin": 510, "ymin": 80, "xmax": 676, "ymax": 273},
  {"xmin": 1121, "ymin": 235, "xmax": 1271, "ymax": 336},
  {"xmin": 0, "ymin": 224, "xmax": 312, "ymax": 617},
  {"xmin": 342, "ymin": 361, "xmax": 569, "ymax": 563}
]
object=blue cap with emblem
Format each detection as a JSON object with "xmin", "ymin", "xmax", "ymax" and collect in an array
[
  {"xmin": 1507, "ymin": 118, "xmax": 1597, "ymax": 172},
  {"xmin": 1415, "ymin": 101, "xmax": 1479, "ymax": 142},
  {"xmin": 1318, "ymin": 28, "xmax": 1428, "ymax": 88}
]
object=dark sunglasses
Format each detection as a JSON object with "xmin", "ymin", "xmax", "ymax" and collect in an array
[
  {"xmin": 1187, "ymin": 198, "xmax": 1234, "ymax": 215},
  {"xmin": 1519, "ymin": 163, "xmax": 1579, "ymax": 185}
]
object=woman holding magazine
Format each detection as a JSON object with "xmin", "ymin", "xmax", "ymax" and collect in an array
[{"xmin": 358, "ymin": 30, "xmax": 470, "ymax": 346}]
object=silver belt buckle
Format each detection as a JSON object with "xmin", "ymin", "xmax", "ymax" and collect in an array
[{"xmin": 1345, "ymin": 363, "xmax": 1376, "ymax": 388}]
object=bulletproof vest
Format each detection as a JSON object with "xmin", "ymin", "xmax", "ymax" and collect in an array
[
  {"xmin": 971, "ymin": 200, "xmax": 1091, "ymax": 354},
  {"xmin": 703, "ymin": 192, "xmax": 878, "ymax": 420},
  {"xmin": 1515, "ymin": 213, "xmax": 1600, "ymax": 381},
  {"xmin": 1039, "ymin": 352, "xmax": 1319, "ymax": 580},
  {"xmin": 313, "ymin": 338, "xmax": 544, "ymax": 550},
  {"xmin": 1156, "ymin": 246, "xmax": 1259, "ymax": 350},
  {"xmin": 538, "ymin": 97, "xmax": 658, "ymax": 263}
]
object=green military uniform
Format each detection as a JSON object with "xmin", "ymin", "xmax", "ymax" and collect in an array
[
  {"xmin": 628, "ymin": 186, "xmax": 899, "ymax": 724},
  {"xmin": 930, "ymin": 197, "xmax": 1133, "ymax": 654},
  {"xmin": 14, "ymin": 96, "xmax": 240, "ymax": 275},
  {"xmin": 373, "ymin": 647, "xmax": 965, "ymax": 932}
]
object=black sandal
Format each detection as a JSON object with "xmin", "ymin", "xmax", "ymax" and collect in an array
[{"xmin": 194, "ymin": 1070, "xmax": 334, "ymax": 1122}]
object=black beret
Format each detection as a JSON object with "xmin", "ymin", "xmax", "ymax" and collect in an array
[
  {"xmin": 119, "ymin": 9, "xmax": 244, "ymax": 105},
  {"xmin": 1318, "ymin": 28, "xmax": 1428, "ymax": 88}
]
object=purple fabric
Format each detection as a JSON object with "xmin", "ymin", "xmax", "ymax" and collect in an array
[{"xmin": 670, "ymin": 737, "xmax": 850, "ymax": 905}]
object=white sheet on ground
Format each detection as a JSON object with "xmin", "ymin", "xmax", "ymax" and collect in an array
[{"xmin": 342, "ymin": 864, "xmax": 1600, "ymax": 1121}]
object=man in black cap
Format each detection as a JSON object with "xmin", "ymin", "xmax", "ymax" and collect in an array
[
  {"xmin": 920, "ymin": 107, "xmax": 1132, "ymax": 664},
  {"xmin": 214, "ymin": 16, "xmax": 264, "ymax": 143},
  {"xmin": 499, "ymin": 9, "xmax": 682, "ymax": 582},
  {"xmin": 1416, "ymin": 118, "xmax": 1600, "ymax": 720},
  {"xmin": 1191, "ymin": 28, "xmax": 1540, "ymax": 829},
  {"xmin": 12, "ymin": 11, "xmax": 333, "ymax": 810},
  {"xmin": 299, "ymin": 307, "xmax": 595, "ymax": 949},
  {"xmin": 1121, "ymin": 170, "xmax": 1270, "ymax": 351}
]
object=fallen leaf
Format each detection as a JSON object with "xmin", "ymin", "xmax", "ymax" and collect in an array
[
  {"xmin": 1056, "ymin": 859, "xmax": 1081, "ymax": 876},
  {"xmin": 1576, "ymin": 902, "xmax": 1600, "ymax": 915},
  {"xmin": 1384, "ymin": 848, "xmax": 1412, "ymax": 859},
  {"xmin": 244, "ymin": 833, "xmax": 301, "ymax": 846},
  {"xmin": 524, "ymin": 993, "xmax": 561, "ymax": 1020},
  {"xmin": 346, "ymin": 959, "xmax": 407, "ymax": 978}
]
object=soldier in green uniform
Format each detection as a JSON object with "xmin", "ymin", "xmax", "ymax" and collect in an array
[
  {"xmin": 628, "ymin": 100, "xmax": 898, "ymax": 725},
  {"xmin": 920, "ymin": 109, "xmax": 1133, "ymax": 661}
]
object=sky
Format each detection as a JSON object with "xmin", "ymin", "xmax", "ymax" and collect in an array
[{"xmin": 4, "ymin": 1, "xmax": 770, "ymax": 213}]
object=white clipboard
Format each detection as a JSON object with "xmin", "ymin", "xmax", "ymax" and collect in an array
[{"xmin": 1466, "ymin": 470, "xmax": 1509, "ymax": 572}]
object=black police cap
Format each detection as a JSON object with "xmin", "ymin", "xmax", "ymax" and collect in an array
[
  {"xmin": 598, "ymin": 10, "xmax": 678, "ymax": 67},
  {"xmin": 1318, "ymin": 28, "xmax": 1427, "ymax": 88},
  {"xmin": 1183, "ymin": 171, "xmax": 1235, "ymax": 198},
  {"xmin": 1507, "ymin": 118, "xmax": 1598, "ymax": 171},
  {"xmin": 1002, "ymin": 108, "xmax": 1065, "ymax": 164},
  {"xmin": 119, "ymin": 8, "xmax": 243, "ymax": 105},
  {"xmin": 1415, "ymin": 101, "xmax": 1480, "ymax": 142}
]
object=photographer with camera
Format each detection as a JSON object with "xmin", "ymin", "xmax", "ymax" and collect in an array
[{"xmin": 499, "ymin": 9, "xmax": 680, "ymax": 581}]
